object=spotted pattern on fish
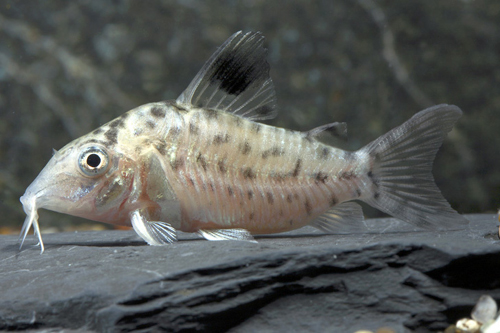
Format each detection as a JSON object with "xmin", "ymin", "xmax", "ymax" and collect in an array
[
  {"xmin": 315, "ymin": 171, "xmax": 328, "ymax": 184},
  {"xmin": 329, "ymin": 195, "xmax": 338, "ymax": 206},
  {"xmin": 104, "ymin": 128, "xmax": 119, "ymax": 145},
  {"xmin": 251, "ymin": 123, "xmax": 261, "ymax": 133},
  {"xmin": 150, "ymin": 106, "xmax": 166, "ymax": 118},
  {"xmin": 233, "ymin": 116, "xmax": 244, "ymax": 127},
  {"xmin": 266, "ymin": 192, "xmax": 274, "ymax": 204},
  {"xmin": 242, "ymin": 167, "xmax": 256, "ymax": 179},
  {"xmin": 136, "ymin": 105, "xmax": 364, "ymax": 234},
  {"xmin": 339, "ymin": 171, "xmax": 356, "ymax": 180},
  {"xmin": 197, "ymin": 153, "xmax": 208, "ymax": 171},
  {"xmin": 204, "ymin": 109, "xmax": 219, "ymax": 120},
  {"xmin": 189, "ymin": 122, "xmax": 200, "ymax": 135},
  {"xmin": 304, "ymin": 199, "xmax": 312, "ymax": 216},
  {"xmin": 241, "ymin": 141, "xmax": 252, "ymax": 155},
  {"xmin": 218, "ymin": 158, "xmax": 228, "ymax": 173},
  {"xmin": 262, "ymin": 147, "xmax": 284, "ymax": 159},
  {"xmin": 109, "ymin": 118, "xmax": 125, "ymax": 129},
  {"xmin": 320, "ymin": 147, "xmax": 330, "ymax": 160},
  {"xmin": 213, "ymin": 133, "xmax": 230, "ymax": 145},
  {"xmin": 170, "ymin": 158, "xmax": 184, "ymax": 170},
  {"xmin": 292, "ymin": 159, "xmax": 302, "ymax": 178}
]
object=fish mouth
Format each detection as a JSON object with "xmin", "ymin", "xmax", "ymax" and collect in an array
[{"xmin": 19, "ymin": 193, "xmax": 44, "ymax": 253}]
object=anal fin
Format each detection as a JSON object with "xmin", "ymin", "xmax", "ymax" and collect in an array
[
  {"xmin": 311, "ymin": 202, "xmax": 368, "ymax": 234},
  {"xmin": 199, "ymin": 229, "xmax": 256, "ymax": 242},
  {"xmin": 131, "ymin": 211, "xmax": 177, "ymax": 245}
]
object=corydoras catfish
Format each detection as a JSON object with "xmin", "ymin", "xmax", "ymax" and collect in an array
[{"xmin": 19, "ymin": 31, "xmax": 468, "ymax": 253}]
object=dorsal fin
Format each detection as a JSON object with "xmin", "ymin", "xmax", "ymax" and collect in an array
[{"xmin": 176, "ymin": 31, "xmax": 277, "ymax": 121}]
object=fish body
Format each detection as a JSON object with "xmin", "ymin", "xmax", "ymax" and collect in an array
[{"xmin": 20, "ymin": 31, "xmax": 468, "ymax": 252}]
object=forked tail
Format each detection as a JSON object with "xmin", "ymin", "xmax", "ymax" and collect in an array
[{"xmin": 359, "ymin": 104, "xmax": 468, "ymax": 229}]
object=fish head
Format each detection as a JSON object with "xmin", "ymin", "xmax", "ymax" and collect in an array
[{"xmin": 20, "ymin": 135, "xmax": 137, "ymax": 252}]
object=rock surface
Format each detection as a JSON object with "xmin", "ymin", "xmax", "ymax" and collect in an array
[{"xmin": 1, "ymin": 214, "xmax": 499, "ymax": 332}]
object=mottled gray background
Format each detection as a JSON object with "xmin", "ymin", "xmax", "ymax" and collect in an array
[{"xmin": 1, "ymin": 0, "xmax": 499, "ymax": 231}]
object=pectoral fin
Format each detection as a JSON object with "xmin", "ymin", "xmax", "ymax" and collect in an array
[
  {"xmin": 198, "ymin": 228, "xmax": 256, "ymax": 242},
  {"xmin": 131, "ymin": 210, "xmax": 177, "ymax": 245}
]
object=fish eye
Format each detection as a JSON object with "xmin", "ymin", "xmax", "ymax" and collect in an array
[{"xmin": 78, "ymin": 146, "xmax": 110, "ymax": 177}]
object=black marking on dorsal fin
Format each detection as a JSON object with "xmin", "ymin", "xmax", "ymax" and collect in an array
[
  {"xmin": 177, "ymin": 31, "xmax": 277, "ymax": 121},
  {"xmin": 304, "ymin": 122, "xmax": 348, "ymax": 141}
]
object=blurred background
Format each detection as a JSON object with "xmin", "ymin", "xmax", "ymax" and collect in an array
[{"xmin": 1, "ymin": 0, "xmax": 499, "ymax": 234}]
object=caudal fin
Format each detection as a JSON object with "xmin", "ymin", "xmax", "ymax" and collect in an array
[{"xmin": 359, "ymin": 104, "xmax": 468, "ymax": 230}]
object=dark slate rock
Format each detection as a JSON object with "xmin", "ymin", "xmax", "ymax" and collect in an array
[{"xmin": 1, "ymin": 214, "xmax": 499, "ymax": 332}]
